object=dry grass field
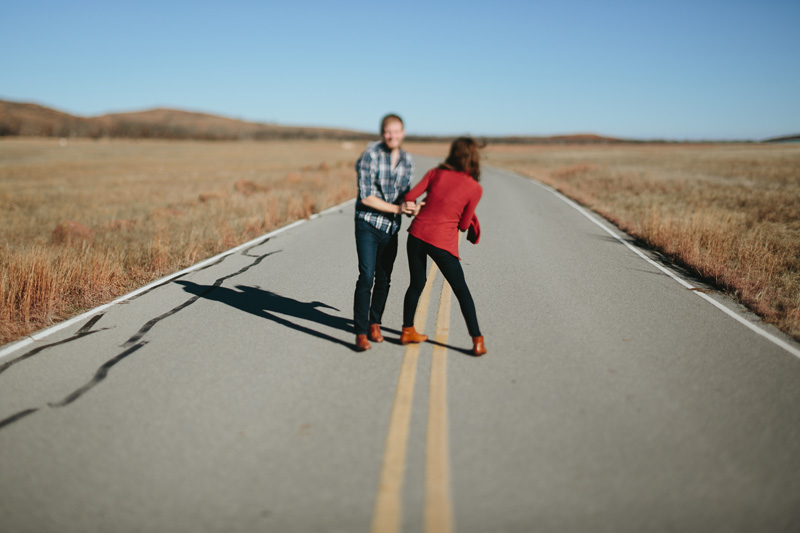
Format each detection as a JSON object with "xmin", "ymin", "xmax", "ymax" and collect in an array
[
  {"xmin": 0, "ymin": 138, "xmax": 362, "ymax": 345},
  {"xmin": 3, "ymin": 138, "xmax": 799, "ymax": 346},
  {"xmin": 481, "ymin": 142, "xmax": 800, "ymax": 341}
]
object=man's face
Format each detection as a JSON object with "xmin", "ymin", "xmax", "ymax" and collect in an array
[{"xmin": 382, "ymin": 120, "xmax": 405, "ymax": 150}]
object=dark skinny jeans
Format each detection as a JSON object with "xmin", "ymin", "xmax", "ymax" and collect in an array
[
  {"xmin": 353, "ymin": 219, "xmax": 398, "ymax": 335},
  {"xmin": 403, "ymin": 234, "xmax": 481, "ymax": 337}
]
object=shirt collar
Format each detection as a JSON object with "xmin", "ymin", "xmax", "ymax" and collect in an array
[{"xmin": 378, "ymin": 141, "xmax": 406, "ymax": 160}]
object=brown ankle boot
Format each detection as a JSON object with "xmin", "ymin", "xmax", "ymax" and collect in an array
[
  {"xmin": 472, "ymin": 336, "xmax": 487, "ymax": 356},
  {"xmin": 368, "ymin": 323, "xmax": 384, "ymax": 343},
  {"xmin": 355, "ymin": 334, "xmax": 372, "ymax": 352},
  {"xmin": 400, "ymin": 326, "xmax": 428, "ymax": 345}
]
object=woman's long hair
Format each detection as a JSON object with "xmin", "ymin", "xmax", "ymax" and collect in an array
[{"xmin": 438, "ymin": 137, "xmax": 481, "ymax": 181}]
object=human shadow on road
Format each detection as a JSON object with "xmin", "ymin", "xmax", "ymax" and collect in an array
[
  {"xmin": 427, "ymin": 339, "xmax": 475, "ymax": 357},
  {"xmin": 176, "ymin": 281, "xmax": 366, "ymax": 350},
  {"xmin": 175, "ymin": 281, "xmax": 469, "ymax": 354}
]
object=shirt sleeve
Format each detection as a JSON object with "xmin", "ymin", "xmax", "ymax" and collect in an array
[
  {"xmin": 356, "ymin": 151, "xmax": 378, "ymax": 200},
  {"xmin": 400, "ymin": 156, "xmax": 415, "ymax": 196},
  {"xmin": 405, "ymin": 168, "xmax": 432, "ymax": 202},
  {"xmin": 458, "ymin": 187, "xmax": 482, "ymax": 231}
]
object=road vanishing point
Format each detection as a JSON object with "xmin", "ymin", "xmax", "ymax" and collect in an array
[{"xmin": 2, "ymin": 157, "xmax": 800, "ymax": 533}]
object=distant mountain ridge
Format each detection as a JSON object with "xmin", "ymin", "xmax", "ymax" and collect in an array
[
  {"xmin": 763, "ymin": 134, "xmax": 800, "ymax": 143},
  {"xmin": 5, "ymin": 99, "xmax": 779, "ymax": 143},
  {"xmin": 0, "ymin": 100, "xmax": 374, "ymax": 141},
  {"xmin": 0, "ymin": 99, "xmax": 639, "ymax": 143}
]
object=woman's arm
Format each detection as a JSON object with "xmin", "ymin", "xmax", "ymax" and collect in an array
[
  {"xmin": 458, "ymin": 188, "xmax": 483, "ymax": 231},
  {"xmin": 402, "ymin": 169, "xmax": 433, "ymax": 216},
  {"xmin": 404, "ymin": 169, "xmax": 433, "ymax": 203}
]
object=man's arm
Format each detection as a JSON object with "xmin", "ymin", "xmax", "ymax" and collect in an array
[
  {"xmin": 357, "ymin": 149, "xmax": 411, "ymax": 214},
  {"xmin": 361, "ymin": 195, "xmax": 404, "ymax": 214}
]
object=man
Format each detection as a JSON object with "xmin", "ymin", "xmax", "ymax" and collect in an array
[{"xmin": 353, "ymin": 114, "xmax": 417, "ymax": 351}]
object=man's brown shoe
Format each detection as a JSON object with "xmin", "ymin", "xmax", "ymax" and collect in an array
[
  {"xmin": 472, "ymin": 336, "xmax": 487, "ymax": 356},
  {"xmin": 369, "ymin": 323, "xmax": 384, "ymax": 343},
  {"xmin": 355, "ymin": 334, "xmax": 372, "ymax": 352},
  {"xmin": 400, "ymin": 326, "xmax": 428, "ymax": 345}
]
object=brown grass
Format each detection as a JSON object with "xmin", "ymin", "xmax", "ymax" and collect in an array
[
  {"xmin": 482, "ymin": 143, "xmax": 800, "ymax": 341},
  {"xmin": 0, "ymin": 138, "xmax": 364, "ymax": 345},
  {"xmin": 5, "ymin": 138, "xmax": 799, "ymax": 346}
]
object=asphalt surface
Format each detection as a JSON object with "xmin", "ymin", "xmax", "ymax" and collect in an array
[{"xmin": 2, "ymin": 156, "xmax": 800, "ymax": 533}]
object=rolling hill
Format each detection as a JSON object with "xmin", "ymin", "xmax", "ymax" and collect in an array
[
  {"xmin": 0, "ymin": 100, "xmax": 373, "ymax": 141},
  {"xmin": 0, "ymin": 99, "xmax": 716, "ymax": 144}
]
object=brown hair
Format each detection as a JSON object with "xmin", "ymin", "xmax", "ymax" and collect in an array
[
  {"xmin": 439, "ymin": 137, "xmax": 481, "ymax": 181},
  {"xmin": 380, "ymin": 113, "xmax": 404, "ymax": 132}
]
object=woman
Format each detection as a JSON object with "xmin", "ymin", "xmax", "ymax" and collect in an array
[{"xmin": 400, "ymin": 137, "xmax": 486, "ymax": 356}]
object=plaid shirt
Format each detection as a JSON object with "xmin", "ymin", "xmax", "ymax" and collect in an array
[{"xmin": 355, "ymin": 141, "xmax": 414, "ymax": 234}]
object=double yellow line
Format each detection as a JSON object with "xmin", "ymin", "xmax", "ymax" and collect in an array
[{"xmin": 371, "ymin": 263, "xmax": 454, "ymax": 533}]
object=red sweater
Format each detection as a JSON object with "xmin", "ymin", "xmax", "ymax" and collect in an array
[{"xmin": 405, "ymin": 168, "xmax": 482, "ymax": 259}]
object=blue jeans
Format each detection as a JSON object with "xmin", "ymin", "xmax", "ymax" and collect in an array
[{"xmin": 353, "ymin": 218, "xmax": 398, "ymax": 335}]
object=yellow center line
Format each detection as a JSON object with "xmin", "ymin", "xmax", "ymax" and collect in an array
[
  {"xmin": 426, "ymin": 279, "xmax": 453, "ymax": 533},
  {"xmin": 371, "ymin": 262, "xmax": 439, "ymax": 533}
]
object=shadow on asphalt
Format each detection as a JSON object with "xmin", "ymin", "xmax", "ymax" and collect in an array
[
  {"xmin": 176, "ymin": 281, "xmax": 476, "ymax": 356},
  {"xmin": 176, "ymin": 281, "xmax": 361, "ymax": 351}
]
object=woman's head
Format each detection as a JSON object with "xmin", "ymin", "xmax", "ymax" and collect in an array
[{"xmin": 441, "ymin": 137, "xmax": 481, "ymax": 181}]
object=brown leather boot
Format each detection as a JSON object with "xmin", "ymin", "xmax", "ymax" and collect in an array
[
  {"xmin": 472, "ymin": 336, "xmax": 487, "ymax": 356},
  {"xmin": 368, "ymin": 323, "xmax": 384, "ymax": 343},
  {"xmin": 355, "ymin": 334, "xmax": 372, "ymax": 352},
  {"xmin": 400, "ymin": 326, "xmax": 428, "ymax": 345}
]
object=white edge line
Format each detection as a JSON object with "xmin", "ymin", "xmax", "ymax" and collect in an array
[
  {"xmin": 497, "ymin": 168, "xmax": 800, "ymax": 360},
  {"xmin": 0, "ymin": 198, "xmax": 356, "ymax": 362}
]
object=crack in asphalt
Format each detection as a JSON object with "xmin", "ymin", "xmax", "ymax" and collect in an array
[
  {"xmin": 108, "ymin": 236, "xmax": 270, "ymax": 306},
  {"xmin": 121, "ymin": 250, "xmax": 279, "ymax": 348},
  {"xmin": 0, "ymin": 408, "xmax": 40, "ymax": 430},
  {"xmin": 241, "ymin": 237, "xmax": 271, "ymax": 257},
  {"xmin": 48, "ymin": 342, "xmax": 148, "ymax": 408},
  {"xmin": 0, "ymin": 314, "xmax": 110, "ymax": 377},
  {"xmin": 0, "ymin": 247, "xmax": 279, "ymax": 431}
]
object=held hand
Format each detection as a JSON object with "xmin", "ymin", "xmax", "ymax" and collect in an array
[{"xmin": 401, "ymin": 201, "xmax": 424, "ymax": 217}]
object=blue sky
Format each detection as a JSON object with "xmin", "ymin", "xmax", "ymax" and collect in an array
[{"xmin": 1, "ymin": 0, "xmax": 798, "ymax": 140}]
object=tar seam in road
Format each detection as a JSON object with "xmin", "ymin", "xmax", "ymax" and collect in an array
[
  {"xmin": 122, "ymin": 250, "xmax": 278, "ymax": 348},
  {"xmin": 0, "ymin": 314, "xmax": 109, "ymax": 377},
  {"xmin": 0, "ymin": 199, "xmax": 355, "ymax": 431},
  {"xmin": 0, "ymin": 249, "xmax": 278, "ymax": 432},
  {"xmin": 0, "ymin": 408, "xmax": 40, "ymax": 430},
  {"xmin": 48, "ymin": 342, "xmax": 148, "ymax": 408},
  {"xmin": 0, "ymin": 212, "xmax": 315, "ymax": 362}
]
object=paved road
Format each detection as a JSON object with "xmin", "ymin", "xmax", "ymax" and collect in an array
[{"xmin": 2, "ymin": 157, "xmax": 800, "ymax": 532}]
